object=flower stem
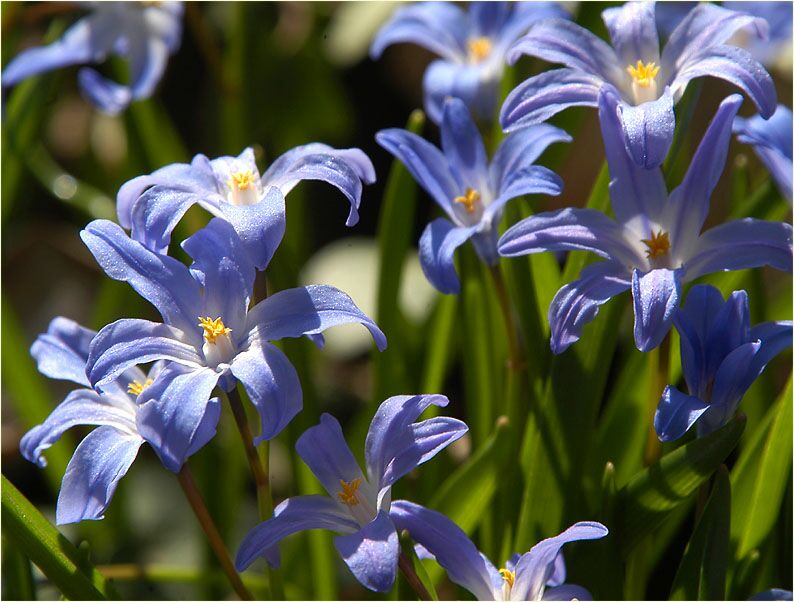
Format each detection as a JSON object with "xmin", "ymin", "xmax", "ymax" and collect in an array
[
  {"xmin": 644, "ymin": 334, "xmax": 670, "ymax": 466},
  {"xmin": 177, "ymin": 465, "xmax": 253, "ymax": 601},
  {"xmin": 398, "ymin": 550, "xmax": 431, "ymax": 601}
]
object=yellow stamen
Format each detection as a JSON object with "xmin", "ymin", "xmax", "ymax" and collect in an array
[
  {"xmin": 198, "ymin": 316, "xmax": 232, "ymax": 344},
  {"xmin": 499, "ymin": 568, "xmax": 515, "ymax": 587},
  {"xmin": 127, "ymin": 378, "xmax": 154, "ymax": 396},
  {"xmin": 626, "ymin": 60, "xmax": 660, "ymax": 88},
  {"xmin": 228, "ymin": 170, "xmax": 256, "ymax": 191},
  {"xmin": 467, "ymin": 36, "xmax": 492, "ymax": 62},
  {"xmin": 454, "ymin": 187, "xmax": 481, "ymax": 214},
  {"xmin": 337, "ymin": 478, "xmax": 362, "ymax": 506},
  {"xmin": 641, "ymin": 229, "xmax": 671, "ymax": 259}
]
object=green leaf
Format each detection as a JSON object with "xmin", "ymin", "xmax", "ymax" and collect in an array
[
  {"xmin": 2, "ymin": 536, "xmax": 36, "ymax": 600},
  {"xmin": 420, "ymin": 293, "xmax": 458, "ymax": 393},
  {"xmin": 1, "ymin": 296, "xmax": 69, "ymax": 492},
  {"xmin": 670, "ymin": 465, "xmax": 731, "ymax": 600},
  {"xmin": 616, "ymin": 415, "xmax": 746, "ymax": 556},
  {"xmin": 373, "ymin": 109, "xmax": 425, "ymax": 401},
  {"xmin": 425, "ymin": 417, "xmax": 512, "ymax": 583},
  {"xmin": 1, "ymin": 476, "xmax": 117, "ymax": 600},
  {"xmin": 731, "ymin": 377, "xmax": 793, "ymax": 559}
]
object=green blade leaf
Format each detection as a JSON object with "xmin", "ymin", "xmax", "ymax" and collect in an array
[
  {"xmin": 616, "ymin": 415, "xmax": 745, "ymax": 556},
  {"xmin": 1, "ymin": 476, "xmax": 117, "ymax": 600},
  {"xmin": 731, "ymin": 377, "xmax": 793, "ymax": 559},
  {"xmin": 2, "ymin": 535, "xmax": 36, "ymax": 600},
  {"xmin": 373, "ymin": 109, "xmax": 425, "ymax": 401},
  {"xmin": 670, "ymin": 465, "xmax": 731, "ymax": 601}
]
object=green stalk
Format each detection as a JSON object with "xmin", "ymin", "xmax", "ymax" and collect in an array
[
  {"xmin": 644, "ymin": 334, "xmax": 670, "ymax": 465},
  {"xmin": 176, "ymin": 466, "xmax": 253, "ymax": 600}
]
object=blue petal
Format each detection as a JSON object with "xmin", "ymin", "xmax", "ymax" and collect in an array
[
  {"xmin": 653, "ymin": 385, "xmax": 711, "ymax": 442},
  {"xmin": 389, "ymin": 500, "xmax": 499, "ymax": 601},
  {"xmin": 597, "ymin": 88, "xmax": 667, "ymax": 229},
  {"xmin": 490, "ymin": 124, "xmax": 572, "ymax": 192},
  {"xmin": 2, "ymin": 14, "xmax": 111, "ymax": 86},
  {"xmin": 295, "ymin": 414, "xmax": 367, "ymax": 498},
  {"xmin": 671, "ymin": 45, "xmax": 776, "ymax": 119},
  {"xmin": 77, "ymin": 67, "xmax": 132, "ymax": 115},
  {"xmin": 128, "ymin": 187, "xmax": 202, "ymax": 256},
  {"xmin": 702, "ymin": 290, "xmax": 751, "ymax": 381},
  {"xmin": 617, "ymin": 89, "xmax": 676, "ymax": 169},
  {"xmin": 548, "ymin": 261, "xmax": 632, "ymax": 354},
  {"xmin": 418, "ymin": 219, "xmax": 479, "ymax": 294},
  {"xmin": 334, "ymin": 511, "xmax": 399, "ymax": 593},
  {"xmin": 661, "ymin": 3, "xmax": 769, "ymax": 76},
  {"xmin": 230, "ymin": 342, "xmax": 302, "ymax": 444},
  {"xmin": 422, "ymin": 59, "xmax": 497, "ymax": 125},
  {"xmin": 631, "ymin": 268, "xmax": 682, "ymax": 352},
  {"xmin": 469, "ymin": 2, "xmax": 510, "ymax": 37},
  {"xmin": 364, "ymin": 394, "xmax": 466, "ymax": 494},
  {"xmin": 217, "ymin": 187, "xmax": 287, "ymax": 271},
  {"xmin": 370, "ymin": 2, "xmax": 468, "ymax": 61},
  {"xmin": 243, "ymin": 284, "xmax": 386, "ymax": 351},
  {"xmin": 30, "ymin": 317, "xmax": 95, "ymax": 387},
  {"xmin": 127, "ymin": 36, "xmax": 170, "ymax": 101},
  {"xmin": 496, "ymin": 3, "xmax": 571, "ymax": 53},
  {"xmin": 260, "ymin": 143, "xmax": 376, "ymax": 228},
  {"xmin": 684, "ymin": 218, "xmax": 793, "ymax": 281},
  {"xmin": 512, "ymin": 522, "xmax": 608, "ymax": 601},
  {"xmin": 602, "ymin": 1, "xmax": 660, "ymax": 65},
  {"xmin": 498, "ymin": 207, "xmax": 640, "ymax": 266},
  {"xmin": 440, "ymin": 98, "xmax": 489, "ymax": 191},
  {"xmin": 500, "ymin": 68, "xmax": 602, "ymax": 132},
  {"xmin": 667, "ymin": 94, "xmax": 744, "ymax": 251},
  {"xmin": 235, "ymin": 495, "xmax": 358, "ymax": 571},
  {"xmin": 20, "ymin": 389, "xmax": 138, "ymax": 468},
  {"xmin": 547, "ymin": 553, "xmax": 566, "ymax": 587},
  {"xmin": 708, "ymin": 340, "xmax": 762, "ymax": 411},
  {"xmin": 376, "ymin": 128, "xmax": 459, "ymax": 213},
  {"xmin": 507, "ymin": 19, "xmax": 622, "ymax": 82},
  {"xmin": 488, "ymin": 165, "xmax": 564, "ymax": 224},
  {"xmin": 542, "ymin": 584, "xmax": 594, "ymax": 600},
  {"xmin": 749, "ymin": 589, "xmax": 794, "ymax": 601},
  {"xmin": 56, "ymin": 426, "xmax": 143, "ymax": 525},
  {"xmin": 734, "ymin": 106, "xmax": 793, "ymax": 202},
  {"xmin": 87, "ymin": 318, "xmax": 203, "ymax": 387},
  {"xmin": 136, "ymin": 364, "xmax": 221, "ymax": 473},
  {"xmin": 81, "ymin": 220, "xmax": 202, "ymax": 335},
  {"xmin": 117, "ymin": 154, "xmax": 218, "ymax": 230},
  {"xmin": 182, "ymin": 218, "xmax": 255, "ymax": 334}
]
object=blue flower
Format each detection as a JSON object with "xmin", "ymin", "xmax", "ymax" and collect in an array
[
  {"xmin": 654, "ymin": 284, "xmax": 792, "ymax": 442},
  {"xmin": 370, "ymin": 2, "xmax": 567, "ymax": 124},
  {"xmin": 749, "ymin": 589, "xmax": 794, "ymax": 601},
  {"xmin": 81, "ymin": 217, "xmax": 386, "ymax": 472},
  {"xmin": 2, "ymin": 2, "xmax": 183, "ymax": 114},
  {"xmin": 390, "ymin": 501, "xmax": 607, "ymax": 600},
  {"xmin": 727, "ymin": 2, "xmax": 793, "ymax": 69},
  {"xmin": 734, "ymin": 104, "xmax": 793, "ymax": 203},
  {"xmin": 377, "ymin": 97, "xmax": 568, "ymax": 294},
  {"xmin": 499, "ymin": 90, "xmax": 792, "ymax": 353},
  {"xmin": 501, "ymin": 1, "xmax": 777, "ymax": 168},
  {"xmin": 115, "ymin": 144, "xmax": 375, "ymax": 270},
  {"xmin": 235, "ymin": 394, "xmax": 468, "ymax": 592},
  {"xmin": 20, "ymin": 317, "xmax": 220, "ymax": 524}
]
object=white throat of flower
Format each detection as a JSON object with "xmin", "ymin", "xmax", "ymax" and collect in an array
[
  {"xmin": 626, "ymin": 60, "xmax": 660, "ymax": 105},
  {"xmin": 226, "ymin": 170, "xmax": 261, "ymax": 206},
  {"xmin": 336, "ymin": 477, "xmax": 378, "ymax": 526},
  {"xmin": 198, "ymin": 316, "xmax": 235, "ymax": 367}
]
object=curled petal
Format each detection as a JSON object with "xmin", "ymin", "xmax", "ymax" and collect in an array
[
  {"xmin": 543, "ymin": 584, "xmax": 594, "ymax": 600},
  {"xmin": 617, "ymin": 89, "xmax": 676, "ymax": 169},
  {"xmin": 334, "ymin": 511, "xmax": 399, "ymax": 592},
  {"xmin": 56, "ymin": 426, "xmax": 143, "ymax": 525},
  {"xmin": 30, "ymin": 317, "xmax": 95, "ymax": 387},
  {"xmin": 654, "ymin": 385, "xmax": 711, "ymax": 442},
  {"xmin": 244, "ymin": 284, "xmax": 386, "ymax": 351},
  {"xmin": 488, "ymin": 165, "xmax": 563, "ymax": 224},
  {"xmin": 77, "ymin": 68, "xmax": 132, "ymax": 115},
  {"xmin": 548, "ymin": 261, "xmax": 631, "ymax": 354},
  {"xmin": 236, "ymin": 495, "xmax": 358, "ymax": 571},
  {"xmin": 230, "ymin": 342, "xmax": 303, "ymax": 444},
  {"xmin": 490, "ymin": 124, "xmax": 572, "ymax": 191},
  {"xmin": 418, "ymin": 219, "xmax": 479, "ymax": 294},
  {"xmin": 631, "ymin": 268, "xmax": 682, "ymax": 352}
]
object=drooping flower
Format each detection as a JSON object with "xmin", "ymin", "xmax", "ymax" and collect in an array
[
  {"xmin": 654, "ymin": 284, "xmax": 792, "ymax": 442},
  {"xmin": 733, "ymin": 104, "xmax": 793, "ymax": 203},
  {"xmin": 500, "ymin": 1, "xmax": 777, "ymax": 168},
  {"xmin": 377, "ymin": 97, "xmax": 567, "ymax": 294},
  {"xmin": 727, "ymin": 2, "xmax": 793, "ymax": 71},
  {"xmin": 114, "ymin": 144, "xmax": 375, "ymax": 270},
  {"xmin": 370, "ymin": 1, "xmax": 568, "ymax": 124},
  {"xmin": 498, "ymin": 90, "xmax": 792, "ymax": 353},
  {"xmin": 2, "ymin": 2, "xmax": 183, "ymax": 114},
  {"xmin": 390, "ymin": 501, "xmax": 607, "ymax": 600},
  {"xmin": 82, "ymin": 217, "xmax": 386, "ymax": 471},
  {"xmin": 20, "ymin": 317, "xmax": 220, "ymax": 524},
  {"xmin": 235, "ymin": 394, "xmax": 468, "ymax": 592}
]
